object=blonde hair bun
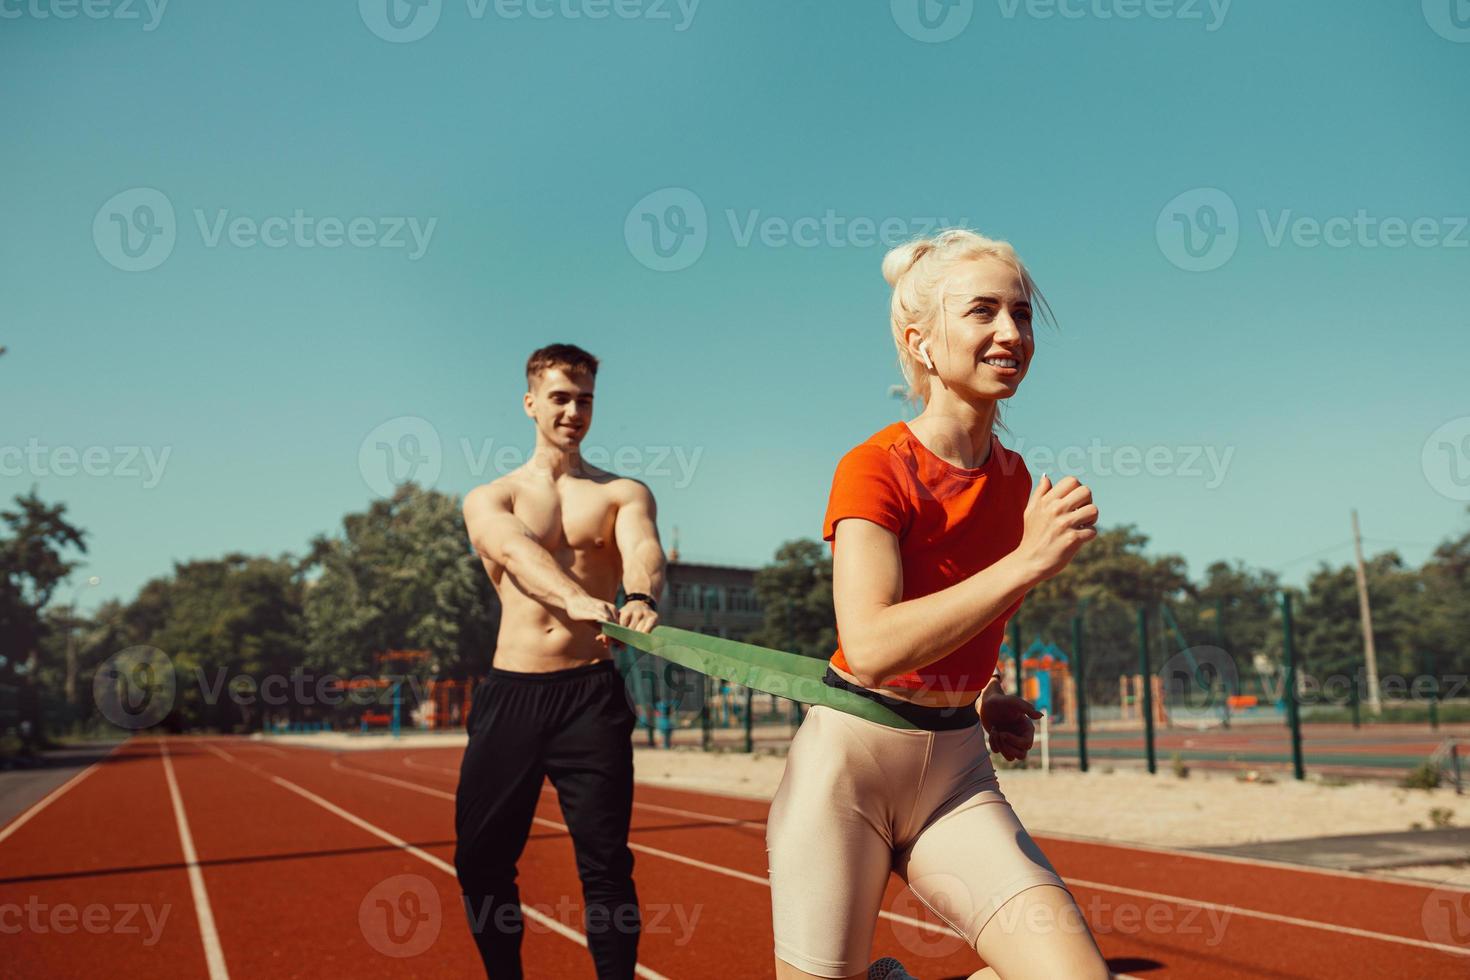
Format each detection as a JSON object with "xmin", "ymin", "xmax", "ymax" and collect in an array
[{"xmin": 881, "ymin": 240, "xmax": 933, "ymax": 287}]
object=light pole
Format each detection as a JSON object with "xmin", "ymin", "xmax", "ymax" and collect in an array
[{"xmin": 64, "ymin": 575, "xmax": 102, "ymax": 709}]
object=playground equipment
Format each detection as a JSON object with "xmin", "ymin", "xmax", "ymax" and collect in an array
[
  {"xmin": 425, "ymin": 678, "xmax": 475, "ymax": 730},
  {"xmin": 1007, "ymin": 638, "xmax": 1076, "ymax": 725},
  {"xmin": 1119, "ymin": 674, "xmax": 1169, "ymax": 725}
]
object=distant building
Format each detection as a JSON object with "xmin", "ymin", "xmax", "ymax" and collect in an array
[{"xmin": 657, "ymin": 560, "xmax": 763, "ymax": 641}]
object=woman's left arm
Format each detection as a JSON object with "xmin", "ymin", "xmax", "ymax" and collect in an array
[{"xmin": 981, "ymin": 672, "xmax": 1042, "ymax": 762}]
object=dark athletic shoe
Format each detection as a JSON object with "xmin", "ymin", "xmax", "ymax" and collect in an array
[{"xmin": 868, "ymin": 957, "xmax": 918, "ymax": 980}]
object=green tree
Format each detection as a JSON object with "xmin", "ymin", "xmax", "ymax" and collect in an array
[
  {"xmin": 302, "ymin": 484, "xmax": 499, "ymax": 684},
  {"xmin": 750, "ymin": 539, "xmax": 836, "ymax": 660},
  {"xmin": 120, "ymin": 554, "xmax": 306, "ymax": 731},
  {"xmin": 0, "ymin": 491, "xmax": 88, "ymax": 740}
]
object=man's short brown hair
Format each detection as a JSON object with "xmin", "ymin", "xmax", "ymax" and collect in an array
[{"xmin": 525, "ymin": 344, "xmax": 599, "ymax": 387}]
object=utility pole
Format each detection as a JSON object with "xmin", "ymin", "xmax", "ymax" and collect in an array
[{"xmin": 1350, "ymin": 510, "xmax": 1382, "ymax": 716}]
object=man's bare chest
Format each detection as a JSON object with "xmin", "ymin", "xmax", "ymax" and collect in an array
[{"xmin": 513, "ymin": 482, "xmax": 618, "ymax": 560}]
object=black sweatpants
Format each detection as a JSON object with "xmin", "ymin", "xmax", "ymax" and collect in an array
[{"xmin": 453, "ymin": 659, "xmax": 640, "ymax": 979}]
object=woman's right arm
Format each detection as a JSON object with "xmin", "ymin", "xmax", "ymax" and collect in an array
[{"xmin": 834, "ymin": 474, "xmax": 1098, "ymax": 688}]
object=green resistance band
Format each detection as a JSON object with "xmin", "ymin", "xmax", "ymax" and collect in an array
[{"xmin": 601, "ymin": 622, "xmax": 917, "ymax": 731}]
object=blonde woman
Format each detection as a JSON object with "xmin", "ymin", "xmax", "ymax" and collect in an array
[{"xmin": 766, "ymin": 230, "xmax": 1110, "ymax": 980}]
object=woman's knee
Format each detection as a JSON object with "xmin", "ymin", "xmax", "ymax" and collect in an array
[{"xmin": 973, "ymin": 885, "xmax": 1109, "ymax": 980}]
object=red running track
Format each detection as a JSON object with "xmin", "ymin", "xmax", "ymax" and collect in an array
[{"xmin": 2, "ymin": 736, "xmax": 1467, "ymax": 979}]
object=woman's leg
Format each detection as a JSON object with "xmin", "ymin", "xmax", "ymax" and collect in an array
[
  {"xmin": 773, "ymin": 960, "xmax": 868, "ymax": 980},
  {"xmin": 900, "ymin": 793, "xmax": 1108, "ymax": 980},
  {"xmin": 767, "ymin": 707, "xmax": 904, "ymax": 979},
  {"xmin": 971, "ymin": 884, "xmax": 1108, "ymax": 980}
]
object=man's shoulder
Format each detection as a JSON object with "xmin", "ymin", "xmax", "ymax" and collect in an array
[
  {"xmin": 464, "ymin": 474, "xmax": 518, "ymax": 510},
  {"xmin": 598, "ymin": 471, "xmax": 654, "ymax": 506}
]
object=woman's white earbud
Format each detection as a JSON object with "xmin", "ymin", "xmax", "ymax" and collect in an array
[{"xmin": 918, "ymin": 341, "xmax": 935, "ymax": 370}]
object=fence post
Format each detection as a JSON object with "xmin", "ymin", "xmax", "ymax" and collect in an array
[
  {"xmin": 391, "ymin": 678, "xmax": 401, "ymax": 739},
  {"xmin": 1138, "ymin": 607, "xmax": 1156, "ymax": 775},
  {"xmin": 647, "ymin": 661, "xmax": 659, "ymax": 747},
  {"xmin": 743, "ymin": 687, "xmax": 754, "ymax": 753},
  {"xmin": 701, "ymin": 674, "xmax": 712, "ymax": 751},
  {"xmin": 1072, "ymin": 614, "xmax": 1089, "ymax": 774},
  {"xmin": 1008, "ymin": 616, "xmax": 1023, "ymax": 695},
  {"xmin": 1424, "ymin": 653, "xmax": 1440, "ymax": 731},
  {"xmin": 1281, "ymin": 592, "xmax": 1305, "ymax": 781}
]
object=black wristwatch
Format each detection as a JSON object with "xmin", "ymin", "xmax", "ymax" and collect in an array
[{"xmin": 622, "ymin": 592, "xmax": 658, "ymax": 612}]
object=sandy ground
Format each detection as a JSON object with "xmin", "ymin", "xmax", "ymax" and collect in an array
[{"xmin": 630, "ymin": 747, "xmax": 1470, "ymax": 849}]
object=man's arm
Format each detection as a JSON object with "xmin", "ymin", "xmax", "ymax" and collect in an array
[
  {"xmin": 462, "ymin": 483, "xmax": 613, "ymax": 623},
  {"xmin": 612, "ymin": 481, "xmax": 665, "ymax": 632}
]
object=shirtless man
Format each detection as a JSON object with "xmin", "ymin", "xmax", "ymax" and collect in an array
[{"xmin": 454, "ymin": 343, "xmax": 665, "ymax": 980}]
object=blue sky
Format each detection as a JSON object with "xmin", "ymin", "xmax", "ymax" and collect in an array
[{"xmin": 3, "ymin": 0, "xmax": 1468, "ymax": 612}]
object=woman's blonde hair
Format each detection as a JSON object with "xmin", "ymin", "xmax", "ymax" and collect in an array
[{"xmin": 883, "ymin": 228, "xmax": 1050, "ymax": 404}]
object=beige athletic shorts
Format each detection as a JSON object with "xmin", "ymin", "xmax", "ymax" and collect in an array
[{"xmin": 766, "ymin": 705, "xmax": 1069, "ymax": 977}]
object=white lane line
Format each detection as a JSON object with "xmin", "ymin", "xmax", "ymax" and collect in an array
[
  {"xmin": 335, "ymin": 757, "xmax": 1470, "ymax": 960},
  {"xmin": 0, "ymin": 741, "xmax": 124, "ymax": 847},
  {"xmin": 160, "ymin": 741, "xmax": 231, "ymax": 980},
  {"xmin": 1062, "ymin": 876, "xmax": 1469, "ymax": 958},
  {"xmin": 402, "ymin": 754, "xmax": 456, "ymax": 776},
  {"xmin": 202, "ymin": 742, "xmax": 672, "ymax": 980},
  {"xmin": 1032, "ymin": 828, "xmax": 1470, "ymax": 892}
]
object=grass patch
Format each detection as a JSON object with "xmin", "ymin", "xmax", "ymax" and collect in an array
[{"xmin": 1402, "ymin": 762, "xmax": 1443, "ymax": 791}]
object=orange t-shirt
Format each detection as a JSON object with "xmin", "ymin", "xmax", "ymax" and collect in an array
[{"xmin": 823, "ymin": 421, "xmax": 1030, "ymax": 694}]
